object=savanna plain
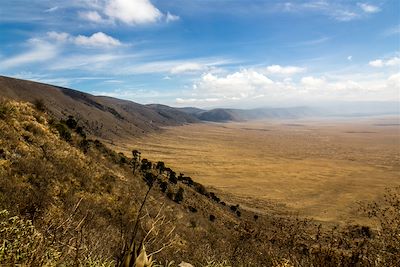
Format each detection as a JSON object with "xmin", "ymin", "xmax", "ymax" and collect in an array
[{"xmin": 112, "ymin": 116, "xmax": 400, "ymax": 225}]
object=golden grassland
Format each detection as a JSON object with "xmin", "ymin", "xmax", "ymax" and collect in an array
[{"xmin": 111, "ymin": 116, "xmax": 400, "ymax": 224}]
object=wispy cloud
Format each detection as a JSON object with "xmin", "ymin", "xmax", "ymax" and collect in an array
[
  {"xmin": 44, "ymin": 6, "xmax": 59, "ymax": 13},
  {"xmin": 0, "ymin": 39, "xmax": 58, "ymax": 69},
  {"xmin": 47, "ymin": 31, "xmax": 122, "ymax": 48},
  {"xmin": 383, "ymin": 25, "xmax": 400, "ymax": 36},
  {"xmin": 358, "ymin": 3, "xmax": 381, "ymax": 14},
  {"xmin": 280, "ymin": 1, "xmax": 380, "ymax": 21}
]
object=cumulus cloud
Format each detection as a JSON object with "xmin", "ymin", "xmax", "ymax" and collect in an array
[
  {"xmin": 104, "ymin": 0, "xmax": 162, "ymax": 24},
  {"xmin": 47, "ymin": 31, "xmax": 121, "ymax": 48},
  {"xmin": 193, "ymin": 69, "xmax": 274, "ymax": 100},
  {"xmin": 265, "ymin": 65, "xmax": 306, "ymax": 75},
  {"xmin": 175, "ymin": 67, "xmax": 398, "ymax": 107},
  {"xmin": 74, "ymin": 32, "xmax": 121, "ymax": 47},
  {"xmin": 369, "ymin": 57, "xmax": 400, "ymax": 67},
  {"xmin": 358, "ymin": 3, "xmax": 381, "ymax": 13},
  {"xmin": 79, "ymin": 0, "xmax": 178, "ymax": 25}
]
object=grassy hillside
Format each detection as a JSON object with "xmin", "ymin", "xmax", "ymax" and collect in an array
[{"xmin": 0, "ymin": 99, "xmax": 399, "ymax": 266}]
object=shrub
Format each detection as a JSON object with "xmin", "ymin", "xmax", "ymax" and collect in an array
[
  {"xmin": 0, "ymin": 101, "xmax": 14, "ymax": 119},
  {"xmin": 193, "ymin": 182, "xmax": 207, "ymax": 195},
  {"xmin": 209, "ymin": 215, "xmax": 216, "ymax": 222},
  {"xmin": 144, "ymin": 172, "xmax": 155, "ymax": 187},
  {"xmin": 168, "ymin": 171, "xmax": 177, "ymax": 184},
  {"xmin": 76, "ymin": 126, "xmax": 86, "ymax": 138},
  {"xmin": 80, "ymin": 139, "xmax": 90, "ymax": 153},
  {"xmin": 65, "ymin": 115, "xmax": 78, "ymax": 129},
  {"xmin": 54, "ymin": 122, "xmax": 72, "ymax": 142},
  {"xmin": 0, "ymin": 210, "xmax": 61, "ymax": 265},
  {"xmin": 188, "ymin": 206, "xmax": 197, "ymax": 213},
  {"xmin": 159, "ymin": 181, "xmax": 168, "ymax": 193},
  {"xmin": 33, "ymin": 99, "xmax": 46, "ymax": 112},
  {"xmin": 174, "ymin": 188, "xmax": 184, "ymax": 203}
]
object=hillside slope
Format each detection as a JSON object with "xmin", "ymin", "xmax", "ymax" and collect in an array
[
  {"xmin": 0, "ymin": 99, "xmax": 251, "ymax": 265},
  {"xmin": 0, "ymin": 99, "xmax": 399, "ymax": 266},
  {"xmin": 0, "ymin": 76, "xmax": 198, "ymax": 140}
]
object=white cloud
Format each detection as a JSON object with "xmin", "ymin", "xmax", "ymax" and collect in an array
[
  {"xmin": 301, "ymin": 76, "xmax": 326, "ymax": 87},
  {"xmin": 358, "ymin": 3, "xmax": 381, "ymax": 13},
  {"xmin": 47, "ymin": 31, "xmax": 121, "ymax": 48},
  {"xmin": 78, "ymin": 11, "xmax": 105, "ymax": 23},
  {"xmin": 174, "ymin": 66, "xmax": 399, "ymax": 107},
  {"xmin": 166, "ymin": 12, "xmax": 180, "ymax": 22},
  {"xmin": 369, "ymin": 59, "xmax": 384, "ymax": 67},
  {"xmin": 347, "ymin": 56, "xmax": 352, "ymax": 61},
  {"xmin": 265, "ymin": 65, "xmax": 306, "ymax": 75},
  {"xmin": 369, "ymin": 57, "xmax": 400, "ymax": 68},
  {"xmin": 47, "ymin": 31, "xmax": 70, "ymax": 42},
  {"xmin": 170, "ymin": 63, "xmax": 205, "ymax": 74},
  {"xmin": 281, "ymin": 1, "xmax": 381, "ymax": 21},
  {"xmin": 104, "ymin": 0, "xmax": 162, "ymax": 24},
  {"xmin": 387, "ymin": 73, "xmax": 400, "ymax": 87},
  {"xmin": 193, "ymin": 69, "xmax": 274, "ymax": 100},
  {"xmin": 74, "ymin": 32, "xmax": 121, "ymax": 47},
  {"xmin": 386, "ymin": 57, "xmax": 400, "ymax": 66},
  {"xmin": 0, "ymin": 39, "xmax": 58, "ymax": 69},
  {"xmin": 44, "ymin": 6, "xmax": 59, "ymax": 13},
  {"xmin": 79, "ymin": 0, "xmax": 179, "ymax": 25}
]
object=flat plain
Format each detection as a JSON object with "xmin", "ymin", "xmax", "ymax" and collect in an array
[{"xmin": 111, "ymin": 116, "xmax": 400, "ymax": 224}]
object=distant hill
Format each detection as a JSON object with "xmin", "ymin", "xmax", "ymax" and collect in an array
[
  {"xmin": 0, "ymin": 75, "xmax": 198, "ymax": 140},
  {"xmin": 181, "ymin": 106, "xmax": 318, "ymax": 122}
]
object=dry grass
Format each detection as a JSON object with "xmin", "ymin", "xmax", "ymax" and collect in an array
[{"xmin": 111, "ymin": 117, "xmax": 400, "ymax": 224}]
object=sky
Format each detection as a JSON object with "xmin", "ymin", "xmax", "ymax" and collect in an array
[{"xmin": 0, "ymin": 0, "xmax": 399, "ymax": 108}]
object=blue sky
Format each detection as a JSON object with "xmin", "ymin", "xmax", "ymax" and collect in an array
[{"xmin": 0, "ymin": 0, "xmax": 399, "ymax": 108}]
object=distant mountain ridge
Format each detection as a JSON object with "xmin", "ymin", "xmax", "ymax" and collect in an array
[
  {"xmin": 187, "ymin": 106, "xmax": 318, "ymax": 122},
  {"xmin": 0, "ymin": 75, "xmax": 198, "ymax": 140},
  {"xmin": 1, "ymin": 75, "xmax": 397, "ymax": 140}
]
